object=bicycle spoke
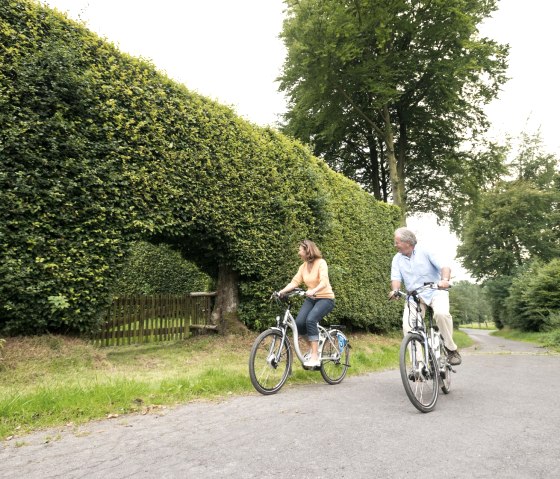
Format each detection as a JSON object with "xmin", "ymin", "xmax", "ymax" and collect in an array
[
  {"xmin": 399, "ymin": 333, "xmax": 438, "ymax": 413},
  {"xmin": 249, "ymin": 329, "xmax": 291, "ymax": 395},
  {"xmin": 320, "ymin": 331, "xmax": 349, "ymax": 385}
]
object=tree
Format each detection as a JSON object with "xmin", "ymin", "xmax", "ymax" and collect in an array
[
  {"xmin": 457, "ymin": 134, "xmax": 560, "ymax": 280},
  {"xmin": 278, "ymin": 0, "xmax": 508, "ymax": 225},
  {"xmin": 457, "ymin": 180, "xmax": 559, "ymax": 279},
  {"xmin": 483, "ymin": 276, "xmax": 512, "ymax": 330},
  {"xmin": 449, "ymin": 280, "xmax": 492, "ymax": 326}
]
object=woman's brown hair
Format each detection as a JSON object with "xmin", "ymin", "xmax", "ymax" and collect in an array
[{"xmin": 299, "ymin": 239, "xmax": 322, "ymax": 262}]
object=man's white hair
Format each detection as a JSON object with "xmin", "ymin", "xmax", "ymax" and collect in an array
[{"xmin": 395, "ymin": 227, "xmax": 417, "ymax": 246}]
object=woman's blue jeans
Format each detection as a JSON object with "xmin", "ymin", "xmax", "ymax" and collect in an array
[{"xmin": 295, "ymin": 297, "xmax": 335, "ymax": 341}]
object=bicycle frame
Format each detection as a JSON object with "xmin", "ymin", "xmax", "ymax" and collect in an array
[
  {"xmin": 396, "ymin": 282, "xmax": 453, "ymax": 412},
  {"xmin": 403, "ymin": 292, "xmax": 432, "ymax": 368},
  {"xmin": 249, "ymin": 288, "xmax": 350, "ymax": 394},
  {"xmin": 272, "ymin": 293, "xmax": 342, "ymax": 365}
]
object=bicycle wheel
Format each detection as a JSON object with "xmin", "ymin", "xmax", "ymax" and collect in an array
[
  {"xmin": 320, "ymin": 332, "xmax": 350, "ymax": 385},
  {"xmin": 399, "ymin": 333, "xmax": 438, "ymax": 413},
  {"xmin": 249, "ymin": 329, "xmax": 292, "ymax": 395},
  {"xmin": 438, "ymin": 335, "xmax": 451, "ymax": 394}
]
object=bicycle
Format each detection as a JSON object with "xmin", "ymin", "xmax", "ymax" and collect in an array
[
  {"xmin": 392, "ymin": 282, "xmax": 455, "ymax": 413},
  {"xmin": 248, "ymin": 288, "xmax": 351, "ymax": 395}
]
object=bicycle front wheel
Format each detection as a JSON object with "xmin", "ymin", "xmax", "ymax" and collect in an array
[
  {"xmin": 249, "ymin": 329, "xmax": 292, "ymax": 395},
  {"xmin": 399, "ymin": 333, "xmax": 438, "ymax": 413},
  {"xmin": 320, "ymin": 333, "xmax": 350, "ymax": 385}
]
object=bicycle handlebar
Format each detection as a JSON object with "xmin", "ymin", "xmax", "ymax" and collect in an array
[
  {"xmin": 391, "ymin": 281, "xmax": 451, "ymax": 300},
  {"xmin": 270, "ymin": 288, "xmax": 307, "ymax": 301}
]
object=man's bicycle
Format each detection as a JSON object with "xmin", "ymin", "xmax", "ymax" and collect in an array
[
  {"xmin": 248, "ymin": 289, "xmax": 350, "ymax": 395},
  {"xmin": 392, "ymin": 283, "xmax": 455, "ymax": 413}
]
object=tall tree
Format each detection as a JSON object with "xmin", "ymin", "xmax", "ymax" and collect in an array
[
  {"xmin": 457, "ymin": 134, "xmax": 560, "ymax": 280},
  {"xmin": 279, "ymin": 0, "xmax": 508, "ymax": 225}
]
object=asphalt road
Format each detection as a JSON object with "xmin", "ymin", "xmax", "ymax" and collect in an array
[{"xmin": 2, "ymin": 329, "xmax": 559, "ymax": 479}]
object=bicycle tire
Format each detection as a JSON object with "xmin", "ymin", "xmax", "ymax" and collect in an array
[
  {"xmin": 399, "ymin": 332, "xmax": 439, "ymax": 413},
  {"xmin": 438, "ymin": 334, "xmax": 451, "ymax": 394},
  {"xmin": 320, "ymin": 331, "xmax": 350, "ymax": 385},
  {"xmin": 249, "ymin": 329, "xmax": 292, "ymax": 395}
]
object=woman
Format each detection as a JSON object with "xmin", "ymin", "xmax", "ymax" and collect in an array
[{"xmin": 278, "ymin": 240, "xmax": 335, "ymax": 367}]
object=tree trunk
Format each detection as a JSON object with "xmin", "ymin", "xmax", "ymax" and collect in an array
[
  {"xmin": 382, "ymin": 105, "xmax": 406, "ymax": 225},
  {"xmin": 366, "ymin": 131, "xmax": 382, "ymax": 200},
  {"xmin": 210, "ymin": 263, "xmax": 249, "ymax": 334}
]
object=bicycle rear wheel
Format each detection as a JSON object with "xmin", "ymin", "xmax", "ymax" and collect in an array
[
  {"xmin": 399, "ymin": 333, "xmax": 438, "ymax": 413},
  {"xmin": 249, "ymin": 329, "xmax": 292, "ymax": 395},
  {"xmin": 320, "ymin": 331, "xmax": 350, "ymax": 385}
]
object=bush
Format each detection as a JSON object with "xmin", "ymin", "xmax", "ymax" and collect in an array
[
  {"xmin": 0, "ymin": 1, "xmax": 401, "ymax": 335},
  {"xmin": 504, "ymin": 259, "xmax": 560, "ymax": 332},
  {"xmin": 526, "ymin": 259, "xmax": 560, "ymax": 331},
  {"xmin": 112, "ymin": 242, "xmax": 213, "ymax": 295}
]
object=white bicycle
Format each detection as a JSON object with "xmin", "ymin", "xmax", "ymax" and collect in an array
[
  {"xmin": 249, "ymin": 289, "xmax": 350, "ymax": 395},
  {"xmin": 393, "ymin": 283, "xmax": 455, "ymax": 413}
]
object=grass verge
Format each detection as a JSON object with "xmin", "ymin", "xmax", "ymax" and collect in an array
[
  {"xmin": 460, "ymin": 322, "xmax": 496, "ymax": 330},
  {"xmin": 491, "ymin": 328, "xmax": 560, "ymax": 352},
  {"xmin": 0, "ymin": 329, "xmax": 472, "ymax": 441}
]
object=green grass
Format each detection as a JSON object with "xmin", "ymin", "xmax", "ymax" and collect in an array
[
  {"xmin": 453, "ymin": 329, "xmax": 473, "ymax": 349},
  {"xmin": 0, "ymin": 328, "xmax": 473, "ymax": 440},
  {"xmin": 460, "ymin": 322, "xmax": 497, "ymax": 330},
  {"xmin": 491, "ymin": 328, "xmax": 560, "ymax": 352}
]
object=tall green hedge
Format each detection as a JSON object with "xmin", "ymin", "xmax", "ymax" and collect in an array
[{"xmin": 0, "ymin": 0, "xmax": 401, "ymax": 335}]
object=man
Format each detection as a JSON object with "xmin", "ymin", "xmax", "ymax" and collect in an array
[{"xmin": 389, "ymin": 227, "xmax": 462, "ymax": 366}]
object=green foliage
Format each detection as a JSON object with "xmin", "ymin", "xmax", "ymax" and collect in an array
[
  {"xmin": 489, "ymin": 259, "xmax": 560, "ymax": 332},
  {"xmin": 458, "ymin": 181, "xmax": 559, "ymax": 279},
  {"xmin": 458, "ymin": 133, "xmax": 560, "ymax": 280},
  {"xmin": 457, "ymin": 132, "xmax": 560, "ymax": 331},
  {"xmin": 505, "ymin": 261, "xmax": 543, "ymax": 332},
  {"xmin": 514, "ymin": 259, "xmax": 560, "ymax": 332},
  {"xmin": 112, "ymin": 241, "xmax": 212, "ymax": 295},
  {"xmin": 483, "ymin": 276, "xmax": 512, "ymax": 329},
  {"xmin": 279, "ymin": 0, "xmax": 509, "ymax": 225},
  {"xmin": 0, "ymin": 1, "xmax": 401, "ymax": 335},
  {"xmin": 449, "ymin": 281, "xmax": 492, "ymax": 326},
  {"xmin": 541, "ymin": 326, "xmax": 560, "ymax": 350}
]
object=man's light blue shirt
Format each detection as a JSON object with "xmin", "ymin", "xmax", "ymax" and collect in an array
[{"xmin": 391, "ymin": 245, "xmax": 448, "ymax": 303}]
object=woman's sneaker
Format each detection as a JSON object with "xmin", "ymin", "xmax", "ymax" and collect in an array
[{"xmin": 303, "ymin": 357, "xmax": 321, "ymax": 368}]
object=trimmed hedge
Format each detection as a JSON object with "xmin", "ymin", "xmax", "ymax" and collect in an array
[
  {"xmin": 112, "ymin": 241, "xmax": 213, "ymax": 295},
  {"xmin": 0, "ymin": 0, "xmax": 401, "ymax": 335}
]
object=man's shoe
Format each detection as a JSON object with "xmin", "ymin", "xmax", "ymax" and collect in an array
[{"xmin": 447, "ymin": 349, "xmax": 462, "ymax": 366}]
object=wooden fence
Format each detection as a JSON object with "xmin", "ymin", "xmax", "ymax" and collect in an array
[{"xmin": 93, "ymin": 292, "xmax": 217, "ymax": 346}]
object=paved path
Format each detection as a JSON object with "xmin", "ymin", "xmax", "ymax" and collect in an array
[{"xmin": 2, "ymin": 330, "xmax": 560, "ymax": 478}]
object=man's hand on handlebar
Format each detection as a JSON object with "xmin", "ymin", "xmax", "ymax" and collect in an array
[{"xmin": 388, "ymin": 290, "xmax": 400, "ymax": 300}]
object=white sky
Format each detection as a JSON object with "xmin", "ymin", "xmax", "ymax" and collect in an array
[{"xmin": 40, "ymin": 0, "xmax": 560, "ymax": 281}]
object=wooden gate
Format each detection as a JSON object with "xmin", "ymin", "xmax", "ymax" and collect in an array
[{"xmin": 93, "ymin": 292, "xmax": 216, "ymax": 346}]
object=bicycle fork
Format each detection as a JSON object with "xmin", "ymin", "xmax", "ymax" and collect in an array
[
  {"xmin": 267, "ymin": 326, "xmax": 290, "ymax": 368},
  {"xmin": 410, "ymin": 332, "xmax": 430, "ymax": 379}
]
